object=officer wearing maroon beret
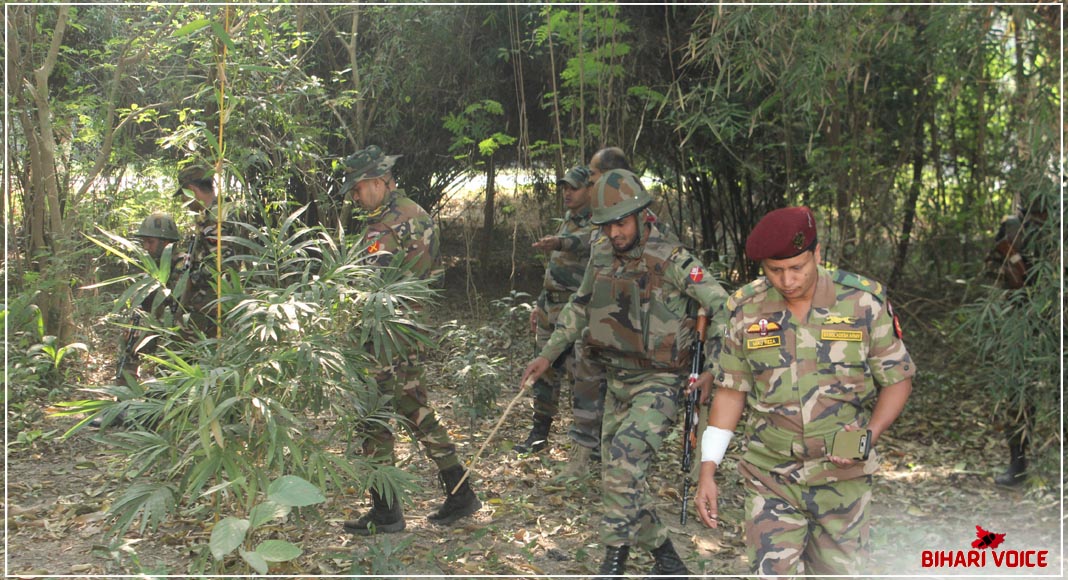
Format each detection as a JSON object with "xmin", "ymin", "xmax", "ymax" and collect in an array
[
  {"xmin": 695, "ymin": 206, "xmax": 915, "ymax": 575},
  {"xmin": 745, "ymin": 206, "xmax": 818, "ymax": 261}
]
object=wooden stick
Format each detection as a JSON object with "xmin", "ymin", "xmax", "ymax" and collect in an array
[{"xmin": 450, "ymin": 378, "xmax": 533, "ymax": 495}]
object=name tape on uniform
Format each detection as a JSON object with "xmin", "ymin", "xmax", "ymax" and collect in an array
[
  {"xmin": 821, "ymin": 329, "xmax": 863, "ymax": 341},
  {"xmin": 747, "ymin": 336, "xmax": 782, "ymax": 350}
]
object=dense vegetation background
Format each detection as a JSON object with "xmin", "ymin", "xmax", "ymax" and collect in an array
[{"xmin": 4, "ymin": 3, "xmax": 1062, "ymax": 576}]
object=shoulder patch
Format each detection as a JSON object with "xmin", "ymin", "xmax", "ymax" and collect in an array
[
  {"xmin": 833, "ymin": 269, "xmax": 886, "ymax": 302},
  {"xmin": 726, "ymin": 278, "xmax": 769, "ymax": 311}
]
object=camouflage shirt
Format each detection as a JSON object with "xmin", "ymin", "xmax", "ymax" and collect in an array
[
  {"xmin": 177, "ymin": 207, "xmax": 236, "ymax": 314},
  {"xmin": 360, "ymin": 188, "xmax": 439, "ymax": 281},
  {"xmin": 541, "ymin": 223, "xmax": 729, "ymax": 372},
  {"xmin": 717, "ymin": 266, "xmax": 916, "ymax": 484},
  {"xmin": 541, "ymin": 206, "xmax": 596, "ymax": 301}
]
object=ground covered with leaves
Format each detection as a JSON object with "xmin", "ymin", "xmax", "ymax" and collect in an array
[{"xmin": 5, "ymin": 284, "xmax": 1063, "ymax": 578}]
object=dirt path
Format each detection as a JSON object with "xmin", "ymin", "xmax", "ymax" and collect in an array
[{"xmin": 5, "ymin": 301, "xmax": 1063, "ymax": 577}]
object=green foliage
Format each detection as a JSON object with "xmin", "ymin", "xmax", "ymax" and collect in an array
[
  {"xmin": 27, "ymin": 335, "xmax": 89, "ymax": 386},
  {"xmin": 444, "ymin": 99, "xmax": 516, "ymax": 165},
  {"xmin": 436, "ymin": 291, "xmax": 532, "ymax": 430},
  {"xmin": 57, "ymin": 206, "xmax": 437, "ymax": 541},
  {"xmin": 208, "ymin": 475, "xmax": 324, "ymax": 574},
  {"xmin": 347, "ymin": 536, "xmax": 417, "ymax": 575},
  {"xmin": 950, "ymin": 191, "xmax": 1060, "ymax": 466}
]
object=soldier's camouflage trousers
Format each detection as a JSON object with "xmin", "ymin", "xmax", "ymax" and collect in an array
[
  {"xmin": 740, "ymin": 460, "xmax": 872, "ymax": 576},
  {"xmin": 534, "ymin": 298, "xmax": 605, "ymax": 449},
  {"xmin": 599, "ymin": 368, "xmax": 679, "ymax": 549},
  {"xmin": 361, "ymin": 351, "xmax": 461, "ymax": 472}
]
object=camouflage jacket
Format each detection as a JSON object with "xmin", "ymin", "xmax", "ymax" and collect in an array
[
  {"xmin": 717, "ymin": 266, "xmax": 916, "ymax": 484},
  {"xmin": 540, "ymin": 206, "xmax": 595, "ymax": 302},
  {"xmin": 541, "ymin": 223, "xmax": 729, "ymax": 372},
  {"xmin": 360, "ymin": 188, "xmax": 439, "ymax": 281},
  {"xmin": 178, "ymin": 208, "xmax": 237, "ymax": 313}
]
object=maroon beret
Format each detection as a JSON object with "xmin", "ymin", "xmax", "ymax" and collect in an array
[{"xmin": 746, "ymin": 206, "xmax": 818, "ymax": 261}]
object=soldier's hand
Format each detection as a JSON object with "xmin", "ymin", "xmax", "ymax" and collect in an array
[
  {"xmin": 520, "ymin": 357, "xmax": 550, "ymax": 390},
  {"xmin": 529, "ymin": 307, "xmax": 540, "ymax": 335},
  {"xmin": 827, "ymin": 423, "xmax": 860, "ymax": 467},
  {"xmin": 695, "ymin": 462, "xmax": 720, "ymax": 529},
  {"xmin": 532, "ymin": 236, "xmax": 560, "ymax": 252},
  {"xmin": 689, "ymin": 371, "xmax": 715, "ymax": 404}
]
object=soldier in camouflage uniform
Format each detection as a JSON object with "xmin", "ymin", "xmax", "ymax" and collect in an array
[
  {"xmin": 338, "ymin": 145, "xmax": 481, "ymax": 536},
  {"xmin": 517, "ymin": 166, "xmax": 605, "ymax": 470},
  {"xmin": 173, "ymin": 164, "xmax": 234, "ymax": 336},
  {"xmin": 694, "ymin": 206, "xmax": 915, "ymax": 576},
  {"xmin": 521, "ymin": 169, "xmax": 729, "ymax": 580},
  {"xmin": 91, "ymin": 212, "xmax": 183, "ymax": 429},
  {"xmin": 986, "ymin": 194, "xmax": 1051, "ymax": 486}
]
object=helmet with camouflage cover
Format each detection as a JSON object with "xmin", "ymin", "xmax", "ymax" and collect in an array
[
  {"xmin": 135, "ymin": 212, "xmax": 180, "ymax": 241},
  {"xmin": 340, "ymin": 145, "xmax": 403, "ymax": 195},
  {"xmin": 590, "ymin": 169, "xmax": 653, "ymax": 225}
]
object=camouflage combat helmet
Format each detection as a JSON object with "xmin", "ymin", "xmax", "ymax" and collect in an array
[
  {"xmin": 590, "ymin": 169, "xmax": 653, "ymax": 225},
  {"xmin": 135, "ymin": 212, "xmax": 180, "ymax": 241},
  {"xmin": 340, "ymin": 145, "xmax": 403, "ymax": 195}
]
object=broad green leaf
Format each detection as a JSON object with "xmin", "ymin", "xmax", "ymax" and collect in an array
[
  {"xmin": 209, "ymin": 517, "xmax": 250, "ymax": 560},
  {"xmin": 239, "ymin": 548, "xmax": 269, "ymax": 575},
  {"xmin": 255, "ymin": 539, "xmax": 303, "ymax": 562},
  {"xmin": 248, "ymin": 500, "xmax": 290, "ymax": 528},
  {"xmin": 267, "ymin": 475, "xmax": 325, "ymax": 508}
]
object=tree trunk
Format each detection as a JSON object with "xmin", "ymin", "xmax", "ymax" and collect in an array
[
  {"xmin": 16, "ymin": 6, "xmax": 75, "ymax": 343},
  {"xmin": 889, "ymin": 13, "xmax": 928, "ymax": 289},
  {"xmin": 480, "ymin": 154, "xmax": 497, "ymax": 268}
]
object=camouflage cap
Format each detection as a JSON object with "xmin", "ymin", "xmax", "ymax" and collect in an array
[
  {"xmin": 746, "ymin": 206, "xmax": 818, "ymax": 261},
  {"xmin": 174, "ymin": 164, "xmax": 213, "ymax": 198},
  {"xmin": 339, "ymin": 145, "xmax": 402, "ymax": 195},
  {"xmin": 557, "ymin": 166, "xmax": 592, "ymax": 189},
  {"xmin": 590, "ymin": 169, "xmax": 653, "ymax": 225},
  {"xmin": 135, "ymin": 211, "xmax": 180, "ymax": 242}
]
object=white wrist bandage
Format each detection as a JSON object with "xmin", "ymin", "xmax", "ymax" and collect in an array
[{"xmin": 701, "ymin": 426, "xmax": 733, "ymax": 465}]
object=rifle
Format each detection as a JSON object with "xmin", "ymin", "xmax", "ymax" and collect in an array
[
  {"xmin": 680, "ymin": 307, "xmax": 708, "ymax": 525},
  {"xmin": 181, "ymin": 228, "xmax": 204, "ymax": 285},
  {"xmin": 114, "ymin": 310, "xmax": 143, "ymax": 385}
]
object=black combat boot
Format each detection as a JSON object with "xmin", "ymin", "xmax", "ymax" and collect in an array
[
  {"xmin": 514, "ymin": 413, "xmax": 552, "ymax": 454},
  {"xmin": 343, "ymin": 489, "xmax": 406, "ymax": 535},
  {"xmin": 647, "ymin": 538, "xmax": 691, "ymax": 579},
  {"xmin": 594, "ymin": 545, "xmax": 629, "ymax": 580},
  {"xmin": 427, "ymin": 465, "xmax": 481, "ymax": 525},
  {"xmin": 994, "ymin": 432, "xmax": 1028, "ymax": 486}
]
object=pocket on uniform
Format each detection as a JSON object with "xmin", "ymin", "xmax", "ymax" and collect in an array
[{"xmin": 587, "ymin": 276, "xmax": 643, "ymax": 353}]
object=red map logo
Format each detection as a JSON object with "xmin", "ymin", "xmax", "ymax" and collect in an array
[
  {"xmin": 971, "ymin": 525, "xmax": 1006, "ymax": 549},
  {"xmin": 922, "ymin": 525, "xmax": 1047, "ymax": 569}
]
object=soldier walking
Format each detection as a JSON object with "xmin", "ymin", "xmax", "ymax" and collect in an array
[
  {"xmin": 338, "ymin": 145, "xmax": 481, "ymax": 535},
  {"xmin": 986, "ymin": 195, "xmax": 1051, "ymax": 486},
  {"xmin": 694, "ymin": 207, "xmax": 915, "ymax": 575},
  {"xmin": 518, "ymin": 166, "xmax": 605, "ymax": 475},
  {"xmin": 521, "ymin": 169, "xmax": 728, "ymax": 580}
]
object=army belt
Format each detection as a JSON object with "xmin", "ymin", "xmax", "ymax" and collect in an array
[{"xmin": 758, "ymin": 425, "xmax": 836, "ymax": 460}]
